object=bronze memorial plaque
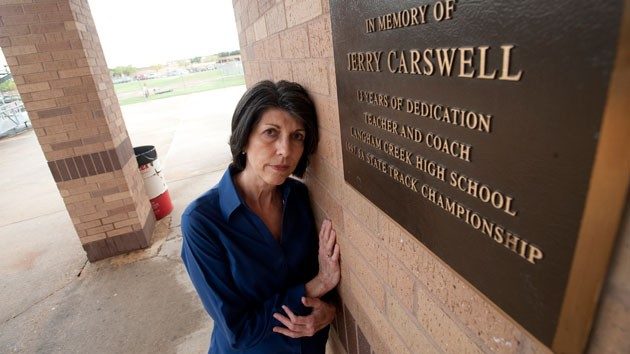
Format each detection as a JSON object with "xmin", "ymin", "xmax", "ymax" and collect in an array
[{"xmin": 330, "ymin": 0, "xmax": 628, "ymax": 352}]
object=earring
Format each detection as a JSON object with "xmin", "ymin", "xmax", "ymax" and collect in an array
[{"xmin": 241, "ymin": 151, "xmax": 246, "ymax": 155}]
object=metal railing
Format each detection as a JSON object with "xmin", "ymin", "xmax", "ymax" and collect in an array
[{"xmin": 0, "ymin": 100, "xmax": 30, "ymax": 139}]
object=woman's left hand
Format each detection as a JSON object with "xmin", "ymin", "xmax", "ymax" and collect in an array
[
  {"xmin": 306, "ymin": 219, "xmax": 340, "ymax": 298},
  {"xmin": 272, "ymin": 297, "xmax": 336, "ymax": 338}
]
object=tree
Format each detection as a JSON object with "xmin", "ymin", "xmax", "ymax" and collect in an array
[
  {"xmin": 190, "ymin": 56, "xmax": 202, "ymax": 64},
  {"xmin": 176, "ymin": 59, "xmax": 191, "ymax": 67},
  {"xmin": 202, "ymin": 55, "xmax": 219, "ymax": 62},
  {"xmin": 0, "ymin": 79, "xmax": 16, "ymax": 92},
  {"xmin": 110, "ymin": 65, "xmax": 137, "ymax": 77},
  {"xmin": 217, "ymin": 50, "xmax": 240, "ymax": 58}
]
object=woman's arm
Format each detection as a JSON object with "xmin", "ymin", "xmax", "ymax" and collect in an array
[
  {"xmin": 274, "ymin": 218, "xmax": 341, "ymax": 338},
  {"xmin": 181, "ymin": 210, "xmax": 309, "ymax": 350}
]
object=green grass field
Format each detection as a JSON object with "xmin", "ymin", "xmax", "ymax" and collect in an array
[{"xmin": 115, "ymin": 70, "xmax": 244, "ymax": 105}]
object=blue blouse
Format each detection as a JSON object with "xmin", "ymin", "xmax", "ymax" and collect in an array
[{"xmin": 181, "ymin": 167, "xmax": 329, "ymax": 354}]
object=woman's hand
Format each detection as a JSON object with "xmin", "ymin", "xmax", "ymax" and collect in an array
[
  {"xmin": 306, "ymin": 219, "xmax": 340, "ymax": 298},
  {"xmin": 273, "ymin": 297, "xmax": 336, "ymax": 338}
]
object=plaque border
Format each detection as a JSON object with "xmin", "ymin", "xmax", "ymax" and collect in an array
[
  {"xmin": 330, "ymin": 1, "xmax": 629, "ymax": 351},
  {"xmin": 552, "ymin": 1, "xmax": 630, "ymax": 352}
]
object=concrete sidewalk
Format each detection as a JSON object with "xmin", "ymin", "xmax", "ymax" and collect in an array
[{"xmin": 0, "ymin": 86, "xmax": 246, "ymax": 353}]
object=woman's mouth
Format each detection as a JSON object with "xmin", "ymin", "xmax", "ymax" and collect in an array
[{"xmin": 269, "ymin": 164, "xmax": 290, "ymax": 172}]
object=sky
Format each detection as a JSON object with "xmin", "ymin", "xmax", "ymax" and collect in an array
[
  {"xmin": 1, "ymin": 0, "xmax": 240, "ymax": 69},
  {"xmin": 89, "ymin": 0, "xmax": 240, "ymax": 68}
]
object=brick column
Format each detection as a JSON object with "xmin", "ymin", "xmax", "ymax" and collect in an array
[{"xmin": 0, "ymin": 0, "xmax": 155, "ymax": 261}]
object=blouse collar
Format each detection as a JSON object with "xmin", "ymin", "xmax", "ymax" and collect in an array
[{"xmin": 218, "ymin": 165, "xmax": 293, "ymax": 220}]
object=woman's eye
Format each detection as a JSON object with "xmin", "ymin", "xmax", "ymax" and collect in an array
[
  {"xmin": 263, "ymin": 129, "xmax": 278, "ymax": 137},
  {"xmin": 293, "ymin": 133, "xmax": 305, "ymax": 141}
]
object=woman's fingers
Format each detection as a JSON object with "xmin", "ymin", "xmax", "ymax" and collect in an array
[
  {"xmin": 325, "ymin": 229, "xmax": 336, "ymax": 253},
  {"xmin": 274, "ymin": 304, "xmax": 318, "ymax": 338},
  {"xmin": 282, "ymin": 305, "xmax": 298, "ymax": 323},
  {"xmin": 318, "ymin": 219, "xmax": 326, "ymax": 241},
  {"xmin": 319, "ymin": 219, "xmax": 331, "ymax": 244},
  {"xmin": 273, "ymin": 323, "xmax": 315, "ymax": 338},
  {"xmin": 331, "ymin": 243, "xmax": 340, "ymax": 262},
  {"xmin": 323, "ymin": 230, "xmax": 339, "ymax": 262},
  {"xmin": 280, "ymin": 305, "xmax": 314, "ymax": 326},
  {"xmin": 273, "ymin": 313, "xmax": 300, "ymax": 331},
  {"xmin": 273, "ymin": 300, "xmax": 337, "ymax": 339},
  {"xmin": 302, "ymin": 296, "xmax": 323, "ymax": 308},
  {"xmin": 273, "ymin": 326, "xmax": 300, "ymax": 338},
  {"xmin": 274, "ymin": 313, "xmax": 310, "ymax": 330}
]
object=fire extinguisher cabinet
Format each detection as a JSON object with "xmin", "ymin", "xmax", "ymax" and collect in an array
[{"xmin": 133, "ymin": 145, "xmax": 173, "ymax": 220}]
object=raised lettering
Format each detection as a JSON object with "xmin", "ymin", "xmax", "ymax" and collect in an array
[
  {"xmin": 435, "ymin": 48, "xmax": 457, "ymax": 76},
  {"xmin": 478, "ymin": 46, "xmax": 497, "ymax": 79},
  {"xmin": 499, "ymin": 45, "xmax": 523, "ymax": 81},
  {"xmin": 458, "ymin": 47, "xmax": 475, "ymax": 78}
]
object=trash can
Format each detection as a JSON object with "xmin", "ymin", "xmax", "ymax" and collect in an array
[{"xmin": 133, "ymin": 145, "xmax": 173, "ymax": 220}]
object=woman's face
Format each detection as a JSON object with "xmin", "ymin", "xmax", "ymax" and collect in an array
[{"xmin": 243, "ymin": 108, "xmax": 306, "ymax": 186}]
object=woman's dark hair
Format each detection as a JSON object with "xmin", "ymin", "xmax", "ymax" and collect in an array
[{"xmin": 229, "ymin": 80, "xmax": 319, "ymax": 178}]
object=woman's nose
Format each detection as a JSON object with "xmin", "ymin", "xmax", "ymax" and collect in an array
[{"xmin": 276, "ymin": 136, "xmax": 291, "ymax": 156}]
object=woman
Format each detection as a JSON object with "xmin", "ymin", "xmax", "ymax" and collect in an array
[{"xmin": 181, "ymin": 80, "xmax": 340, "ymax": 354}]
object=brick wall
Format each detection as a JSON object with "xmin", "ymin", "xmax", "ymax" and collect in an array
[
  {"xmin": 0, "ymin": 0, "xmax": 155, "ymax": 261},
  {"xmin": 234, "ymin": 1, "xmax": 629, "ymax": 353}
]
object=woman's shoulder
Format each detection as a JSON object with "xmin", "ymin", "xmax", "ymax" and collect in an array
[
  {"xmin": 285, "ymin": 177, "xmax": 315, "ymax": 206},
  {"xmin": 285, "ymin": 176, "xmax": 308, "ymax": 192},
  {"xmin": 182, "ymin": 187, "xmax": 222, "ymax": 226}
]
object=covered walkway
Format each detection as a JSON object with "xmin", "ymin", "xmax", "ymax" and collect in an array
[{"xmin": 0, "ymin": 86, "xmax": 244, "ymax": 353}]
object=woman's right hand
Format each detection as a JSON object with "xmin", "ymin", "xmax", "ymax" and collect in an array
[
  {"xmin": 306, "ymin": 219, "xmax": 340, "ymax": 298},
  {"xmin": 273, "ymin": 296, "xmax": 337, "ymax": 338}
]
